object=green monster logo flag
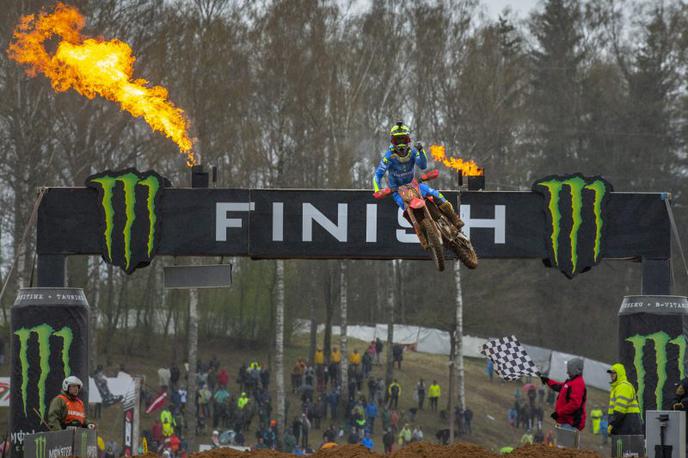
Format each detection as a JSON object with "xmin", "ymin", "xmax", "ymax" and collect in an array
[
  {"xmin": 87, "ymin": 169, "xmax": 165, "ymax": 274},
  {"xmin": 532, "ymin": 174, "xmax": 613, "ymax": 278},
  {"xmin": 626, "ymin": 332, "xmax": 686, "ymax": 412},
  {"xmin": 14, "ymin": 325, "xmax": 73, "ymax": 420}
]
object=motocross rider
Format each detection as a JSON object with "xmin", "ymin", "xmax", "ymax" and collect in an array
[{"xmin": 373, "ymin": 121, "xmax": 463, "ymax": 229}]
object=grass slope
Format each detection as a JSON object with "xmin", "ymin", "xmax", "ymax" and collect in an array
[{"xmin": 0, "ymin": 333, "xmax": 612, "ymax": 456}]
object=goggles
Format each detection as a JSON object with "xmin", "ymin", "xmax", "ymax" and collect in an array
[{"xmin": 391, "ymin": 134, "xmax": 411, "ymax": 146}]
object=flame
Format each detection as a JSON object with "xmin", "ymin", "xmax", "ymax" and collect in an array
[
  {"xmin": 429, "ymin": 144, "xmax": 483, "ymax": 176},
  {"xmin": 8, "ymin": 3, "xmax": 197, "ymax": 166}
]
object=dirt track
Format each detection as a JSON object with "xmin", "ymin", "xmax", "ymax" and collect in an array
[{"xmin": 188, "ymin": 443, "xmax": 602, "ymax": 457}]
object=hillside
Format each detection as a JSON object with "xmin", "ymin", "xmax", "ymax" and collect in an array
[{"xmin": 0, "ymin": 333, "xmax": 612, "ymax": 455}]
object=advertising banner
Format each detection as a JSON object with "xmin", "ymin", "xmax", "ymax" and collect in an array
[
  {"xmin": 10, "ymin": 289, "xmax": 89, "ymax": 457},
  {"xmin": 618, "ymin": 295, "xmax": 688, "ymax": 414},
  {"xmin": 23, "ymin": 429, "xmax": 96, "ymax": 458},
  {"xmin": 37, "ymin": 187, "xmax": 670, "ymax": 263}
]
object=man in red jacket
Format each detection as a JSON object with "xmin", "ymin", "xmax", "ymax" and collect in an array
[{"xmin": 540, "ymin": 358, "xmax": 587, "ymax": 430}]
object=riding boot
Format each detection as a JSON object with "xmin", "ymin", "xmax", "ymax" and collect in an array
[{"xmin": 438, "ymin": 201, "xmax": 464, "ymax": 230}]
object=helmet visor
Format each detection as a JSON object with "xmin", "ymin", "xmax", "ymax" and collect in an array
[{"xmin": 391, "ymin": 134, "xmax": 411, "ymax": 146}]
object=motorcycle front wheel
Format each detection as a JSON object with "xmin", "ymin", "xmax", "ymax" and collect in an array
[
  {"xmin": 422, "ymin": 218, "xmax": 445, "ymax": 272},
  {"xmin": 451, "ymin": 234, "xmax": 479, "ymax": 269}
]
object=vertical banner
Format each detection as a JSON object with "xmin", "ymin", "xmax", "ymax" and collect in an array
[
  {"xmin": 10, "ymin": 288, "xmax": 89, "ymax": 458},
  {"xmin": 122, "ymin": 408, "xmax": 133, "ymax": 456},
  {"xmin": 618, "ymin": 296, "xmax": 688, "ymax": 416},
  {"xmin": 122, "ymin": 376, "xmax": 140, "ymax": 457}
]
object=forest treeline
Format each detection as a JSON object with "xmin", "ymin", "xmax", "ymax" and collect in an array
[{"xmin": 1, "ymin": 0, "xmax": 687, "ymax": 363}]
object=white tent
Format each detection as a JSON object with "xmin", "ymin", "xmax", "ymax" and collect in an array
[
  {"xmin": 89, "ymin": 371, "xmax": 136, "ymax": 404},
  {"xmin": 296, "ymin": 320, "xmax": 611, "ymax": 391}
]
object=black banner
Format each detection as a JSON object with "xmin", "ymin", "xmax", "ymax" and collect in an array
[
  {"xmin": 10, "ymin": 289, "xmax": 90, "ymax": 457},
  {"xmin": 618, "ymin": 295, "xmax": 688, "ymax": 415},
  {"xmin": 23, "ymin": 429, "xmax": 97, "ymax": 458},
  {"xmin": 37, "ymin": 187, "xmax": 671, "ymax": 261}
]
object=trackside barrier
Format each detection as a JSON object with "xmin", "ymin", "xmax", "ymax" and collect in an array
[{"xmin": 22, "ymin": 428, "xmax": 96, "ymax": 458}]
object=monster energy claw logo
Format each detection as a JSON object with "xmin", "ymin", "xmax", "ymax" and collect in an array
[
  {"xmin": 626, "ymin": 331, "xmax": 686, "ymax": 412},
  {"xmin": 15, "ymin": 325, "xmax": 73, "ymax": 420},
  {"xmin": 532, "ymin": 174, "xmax": 613, "ymax": 278},
  {"xmin": 35, "ymin": 435, "xmax": 46, "ymax": 458},
  {"xmin": 87, "ymin": 169, "xmax": 164, "ymax": 274}
]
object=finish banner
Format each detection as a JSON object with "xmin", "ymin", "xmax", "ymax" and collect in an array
[
  {"xmin": 618, "ymin": 295, "xmax": 688, "ymax": 414},
  {"xmin": 37, "ymin": 174, "xmax": 671, "ymax": 275},
  {"xmin": 10, "ymin": 289, "xmax": 89, "ymax": 457}
]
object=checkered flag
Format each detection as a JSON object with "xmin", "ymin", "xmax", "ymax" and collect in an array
[{"xmin": 481, "ymin": 336, "xmax": 540, "ymax": 381}]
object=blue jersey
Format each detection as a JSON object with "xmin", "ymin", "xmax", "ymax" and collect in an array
[{"xmin": 373, "ymin": 146, "xmax": 428, "ymax": 191}]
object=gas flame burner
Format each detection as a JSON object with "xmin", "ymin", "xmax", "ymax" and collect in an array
[{"xmin": 458, "ymin": 169, "xmax": 485, "ymax": 191}]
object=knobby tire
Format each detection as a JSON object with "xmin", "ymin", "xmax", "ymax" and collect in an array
[
  {"xmin": 452, "ymin": 236, "xmax": 479, "ymax": 269},
  {"xmin": 422, "ymin": 218, "xmax": 445, "ymax": 272}
]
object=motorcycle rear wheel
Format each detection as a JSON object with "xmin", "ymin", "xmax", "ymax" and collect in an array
[
  {"xmin": 451, "ymin": 235, "xmax": 479, "ymax": 269},
  {"xmin": 422, "ymin": 218, "xmax": 445, "ymax": 272}
]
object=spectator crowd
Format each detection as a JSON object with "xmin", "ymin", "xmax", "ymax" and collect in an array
[{"xmin": 137, "ymin": 338, "xmax": 478, "ymax": 456}]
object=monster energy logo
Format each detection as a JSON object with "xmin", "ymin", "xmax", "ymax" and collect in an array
[
  {"xmin": 87, "ymin": 169, "xmax": 163, "ymax": 274},
  {"xmin": 15, "ymin": 324, "xmax": 73, "ymax": 421},
  {"xmin": 34, "ymin": 435, "xmax": 46, "ymax": 458},
  {"xmin": 626, "ymin": 331, "xmax": 686, "ymax": 412},
  {"xmin": 533, "ymin": 174, "xmax": 613, "ymax": 278}
]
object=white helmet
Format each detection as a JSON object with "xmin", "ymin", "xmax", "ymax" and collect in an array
[{"xmin": 62, "ymin": 376, "xmax": 83, "ymax": 392}]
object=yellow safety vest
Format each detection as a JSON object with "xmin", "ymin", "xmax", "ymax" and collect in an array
[{"xmin": 609, "ymin": 381, "xmax": 640, "ymax": 415}]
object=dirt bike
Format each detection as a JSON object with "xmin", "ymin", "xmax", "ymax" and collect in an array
[{"xmin": 373, "ymin": 169, "xmax": 478, "ymax": 272}]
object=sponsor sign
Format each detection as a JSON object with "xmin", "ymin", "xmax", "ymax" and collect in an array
[
  {"xmin": 618, "ymin": 295, "xmax": 688, "ymax": 414},
  {"xmin": 626, "ymin": 332, "xmax": 686, "ymax": 412},
  {"xmin": 86, "ymin": 169, "xmax": 164, "ymax": 274},
  {"xmin": 23, "ymin": 429, "xmax": 96, "ymax": 458},
  {"xmin": 37, "ymin": 176, "xmax": 670, "ymax": 263},
  {"xmin": 14, "ymin": 325, "xmax": 73, "ymax": 420},
  {"xmin": 10, "ymin": 289, "xmax": 89, "ymax": 457},
  {"xmin": 122, "ymin": 408, "xmax": 133, "ymax": 457},
  {"xmin": 533, "ymin": 174, "xmax": 613, "ymax": 278}
]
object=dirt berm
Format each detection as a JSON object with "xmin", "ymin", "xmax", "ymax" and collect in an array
[{"xmin": 188, "ymin": 443, "xmax": 602, "ymax": 458}]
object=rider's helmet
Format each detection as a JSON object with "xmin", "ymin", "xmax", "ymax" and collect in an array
[
  {"xmin": 390, "ymin": 121, "xmax": 412, "ymax": 161},
  {"xmin": 62, "ymin": 375, "xmax": 83, "ymax": 392}
]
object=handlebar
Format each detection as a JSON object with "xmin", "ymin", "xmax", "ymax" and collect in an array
[
  {"xmin": 420, "ymin": 169, "xmax": 439, "ymax": 182},
  {"xmin": 373, "ymin": 188, "xmax": 392, "ymax": 200},
  {"xmin": 372, "ymin": 170, "xmax": 440, "ymax": 199}
]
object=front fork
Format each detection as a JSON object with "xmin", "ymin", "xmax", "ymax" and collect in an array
[{"xmin": 405, "ymin": 206, "xmax": 436, "ymax": 250}]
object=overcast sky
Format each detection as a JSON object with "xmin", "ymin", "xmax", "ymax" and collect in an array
[{"xmin": 482, "ymin": 0, "xmax": 541, "ymax": 19}]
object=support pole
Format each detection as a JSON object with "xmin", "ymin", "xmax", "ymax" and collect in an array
[
  {"xmin": 275, "ymin": 260, "xmax": 286, "ymax": 431},
  {"xmin": 132, "ymin": 376, "xmax": 142, "ymax": 455},
  {"xmin": 641, "ymin": 258, "xmax": 672, "ymax": 295},
  {"xmin": 36, "ymin": 255, "xmax": 66, "ymax": 287},
  {"xmin": 385, "ymin": 261, "xmax": 395, "ymax": 386},
  {"xmin": 450, "ymin": 261, "xmax": 465, "ymax": 443},
  {"xmin": 185, "ymin": 288, "xmax": 198, "ymax": 452},
  {"xmin": 340, "ymin": 261, "xmax": 348, "ymax": 398}
]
